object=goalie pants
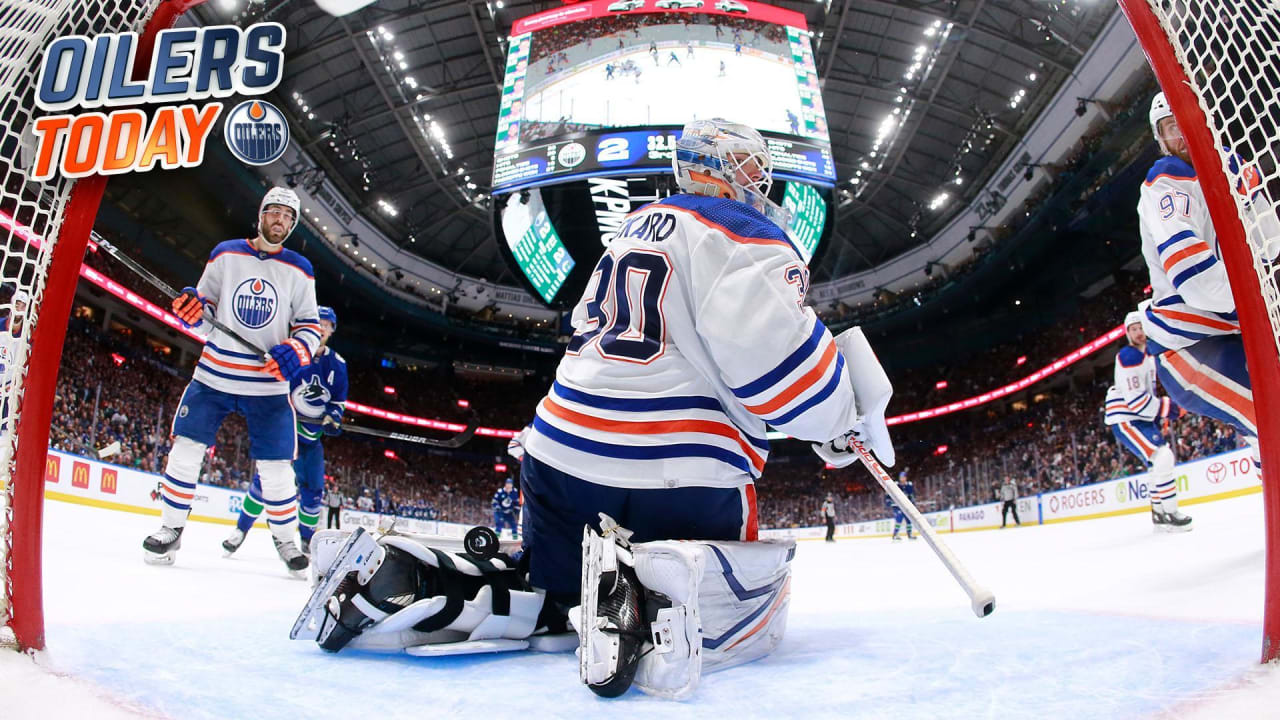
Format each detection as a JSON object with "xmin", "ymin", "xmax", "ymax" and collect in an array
[{"xmin": 519, "ymin": 453, "xmax": 758, "ymax": 600}]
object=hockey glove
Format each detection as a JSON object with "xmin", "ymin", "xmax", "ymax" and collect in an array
[
  {"xmin": 265, "ymin": 338, "xmax": 312, "ymax": 382},
  {"xmin": 171, "ymin": 287, "xmax": 211, "ymax": 328},
  {"xmin": 322, "ymin": 407, "xmax": 344, "ymax": 436},
  {"xmin": 813, "ymin": 420, "xmax": 895, "ymax": 469}
]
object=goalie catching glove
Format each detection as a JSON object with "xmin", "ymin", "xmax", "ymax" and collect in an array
[{"xmin": 265, "ymin": 338, "xmax": 311, "ymax": 382}]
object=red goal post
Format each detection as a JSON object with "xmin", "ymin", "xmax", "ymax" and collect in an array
[
  {"xmin": 1118, "ymin": 0, "xmax": 1280, "ymax": 662},
  {"xmin": 0, "ymin": 0, "xmax": 207, "ymax": 654}
]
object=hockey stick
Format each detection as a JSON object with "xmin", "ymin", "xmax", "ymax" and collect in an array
[
  {"xmin": 341, "ymin": 421, "xmax": 478, "ymax": 449},
  {"xmin": 91, "ymin": 232, "xmax": 270, "ymax": 357},
  {"xmin": 851, "ymin": 440, "xmax": 996, "ymax": 618}
]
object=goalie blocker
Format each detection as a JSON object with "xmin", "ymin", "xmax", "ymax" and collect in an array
[{"xmin": 293, "ymin": 522, "xmax": 795, "ymax": 700}]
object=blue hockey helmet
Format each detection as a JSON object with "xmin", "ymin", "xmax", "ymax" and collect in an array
[{"xmin": 318, "ymin": 305, "xmax": 337, "ymax": 330}]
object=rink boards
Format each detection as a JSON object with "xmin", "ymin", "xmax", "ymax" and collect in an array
[
  {"xmin": 18, "ymin": 446, "xmax": 1263, "ymax": 541},
  {"xmin": 764, "ymin": 446, "xmax": 1260, "ymax": 540}
]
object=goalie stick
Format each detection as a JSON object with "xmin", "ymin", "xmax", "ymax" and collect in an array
[
  {"xmin": 341, "ymin": 420, "xmax": 477, "ymax": 449},
  {"xmin": 91, "ymin": 232, "xmax": 271, "ymax": 358},
  {"xmin": 851, "ymin": 440, "xmax": 996, "ymax": 618}
]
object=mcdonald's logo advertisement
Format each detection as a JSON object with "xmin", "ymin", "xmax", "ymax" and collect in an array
[
  {"xmin": 45, "ymin": 454, "xmax": 60, "ymax": 483},
  {"xmin": 72, "ymin": 460, "xmax": 90, "ymax": 489},
  {"xmin": 100, "ymin": 467, "xmax": 118, "ymax": 495}
]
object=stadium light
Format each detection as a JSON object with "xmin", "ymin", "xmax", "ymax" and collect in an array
[
  {"xmin": 935, "ymin": 380, "xmax": 948, "ymax": 390},
  {"xmin": 928, "ymin": 192, "xmax": 949, "ymax": 210},
  {"xmin": 384, "ymin": 385, "xmax": 396, "ymax": 394}
]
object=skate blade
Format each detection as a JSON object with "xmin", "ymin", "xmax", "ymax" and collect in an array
[
  {"xmin": 143, "ymin": 551, "xmax": 176, "ymax": 566},
  {"xmin": 290, "ymin": 527, "xmax": 380, "ymax": 640}
]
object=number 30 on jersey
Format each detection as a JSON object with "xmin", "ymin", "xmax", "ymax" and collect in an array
[{"xmin": 566, "ymin": 248, "xmax": 672, "ymax": 364}]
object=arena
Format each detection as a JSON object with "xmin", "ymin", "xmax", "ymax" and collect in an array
[{"xmin": 4, "ymin": 0, "xmax": 1280, "ymax": 716}]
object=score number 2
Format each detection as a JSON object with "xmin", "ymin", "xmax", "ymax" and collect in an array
[{"xmin": 566, "ymin": 248, "xmax": 672, "ymax": 364}]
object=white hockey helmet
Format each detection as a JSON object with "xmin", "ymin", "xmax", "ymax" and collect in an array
[
  {"xmin": 1149, "ymin": 92, "xmax": 1175, "ymax": 155},
  {"xmin": 12, "ymin": 289, "xmax": 30, "ymax": 308},
  {"xmin": 258, "ymin": 186, "xmax": 300, "ymax": 245},
  {"xmin": 1124, "ymin": 309, "xmax": 1144, "ymax": 330},
  {"xmin": 672, "ymin": 118, "xmax": 773, "ymax": 211}
]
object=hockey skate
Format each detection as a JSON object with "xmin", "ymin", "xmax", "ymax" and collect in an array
[
  {"xmin": 274, "ymin": 535, "xmax": 310, "ymax": 576},
  {"xmin": 222, "ymin": 528, "xmax": 245, "ymax": 556},
  {"xmin": 579, "ymin": 519, "xmax": 648, "ymax": 698},
  {"xmin": 1153, "ymin": 510, "xmax": 1193, "ymax": 533},
  {"xmin": 143, "ymin": 525, "xmax": 183, "ymax": 565}
]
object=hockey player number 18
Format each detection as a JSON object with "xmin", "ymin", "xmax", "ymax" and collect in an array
[{"xmin": 566, "ymin": 248, "xmax": 673, "ymax": 364}]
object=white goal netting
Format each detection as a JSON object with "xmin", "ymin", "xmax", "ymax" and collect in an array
[
  {"xmin": 1140, "ymin": 0, "xmax": 1280, "ymax": 356},
  {"xmin": 0, "ymin": 0, "xmax": 163, "ymax": 649}
]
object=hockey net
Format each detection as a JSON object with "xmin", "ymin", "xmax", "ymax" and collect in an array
[
  {"xmin": 0, "ymin": 0, "xmax": 204, "ymax": 653},
  {"xmin": 1119, "ymin": 0, "xmax": 1280, "ymax": 661}
]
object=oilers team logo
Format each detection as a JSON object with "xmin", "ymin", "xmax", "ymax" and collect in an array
[
  {"xmin": 233, "ymin": 277, "xmax": 278, "ymax": 329},
  {"xmin": 223, "ymin": 99, "xmax": 289, "ymax": 166}
]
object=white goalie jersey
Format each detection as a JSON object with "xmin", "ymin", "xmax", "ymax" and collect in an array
[{"xmin": 524, "ymin": 193, "xmax": 863, "ymax": 490}]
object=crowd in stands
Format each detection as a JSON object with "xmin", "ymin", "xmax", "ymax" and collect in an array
[
  {"xmin": 530, "ymin": 13, "xmax": 782, "ymax": 64},
  {"xmin": 46, "ymin": 260, "xmax": 1248, "ymax": 534}
]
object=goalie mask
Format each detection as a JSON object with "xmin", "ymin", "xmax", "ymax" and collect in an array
[
  {"xmin": 258, "ymin": 186, "xmax": 301, "ymax": 247},
  {"xmin": 673, "ymin": 119, "xmax": 775, "ymax": 211}
]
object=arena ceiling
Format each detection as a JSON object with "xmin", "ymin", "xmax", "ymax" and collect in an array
[{"xmin": 198, "ymin": 0, "xmax": 1115, "ymax": 285}]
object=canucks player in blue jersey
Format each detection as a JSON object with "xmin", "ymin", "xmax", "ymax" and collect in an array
[
  {"xmin": 886, "ymin": 471, "xmax": 915, "ymax": 541},
  {"xmin": 492, "ymin": 477, "xmax": 520, "ymax": 539},
  {"xmin": 222, "ymin": 306, "xmax": 347, "ymax": 559}
]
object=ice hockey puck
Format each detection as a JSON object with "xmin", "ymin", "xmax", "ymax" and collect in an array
[{"xmin": 464, "ymin": 526, "xmax": 500, "ymax": 559}]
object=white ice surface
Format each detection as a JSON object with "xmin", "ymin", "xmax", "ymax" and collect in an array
[
  {"xmin": 3, "ymin": 493, "xmax": 1278, "ymax": 719},
  {"xmin": 525, "ymin": 46, "xmax": 805, "ymax": 135}
]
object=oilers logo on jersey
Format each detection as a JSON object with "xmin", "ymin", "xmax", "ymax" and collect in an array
[{"xmin": 233, "ymin": 277, "xmax": 278, "ymax": 328}]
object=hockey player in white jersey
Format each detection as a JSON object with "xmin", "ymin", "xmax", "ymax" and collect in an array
[
  {"xmin": 1137, "ymin": 92, "xmax": 1261, "ymax": 481},
  {"xmin": 297, "ymin": 119, "xmax": 896, "ymax": 699},
  {"xmin": 1103, "ymin": 307, "xmax": 1190, "ymax": 530},
  {"xmin": 142, "ymin": 187, "xmax": 322, "ymax": 572}
]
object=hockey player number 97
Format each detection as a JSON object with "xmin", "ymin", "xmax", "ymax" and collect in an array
[{"xmin": 566, "ymin": 248, "xmax": 672, "ymax": 363}]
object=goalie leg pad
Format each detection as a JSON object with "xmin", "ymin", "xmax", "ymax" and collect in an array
[
  {"xmin": 577, "ymin": 517, "xmax": 795, "ymax": 700},
  {"xmin": 634, "ymin": 538, "xmax": 794, "ymax": 698},
  {"xmin": 296, "ymin": 530, "xmax": 545, "ymax": 654}
]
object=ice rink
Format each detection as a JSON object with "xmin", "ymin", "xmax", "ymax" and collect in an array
[
  {"xmin": 524, "ymin": 46, "xmax": 806, "ymax": 136},
  {"xmin": 5, "ymin": 491, "xmax": 1280, "ymax": 719}
]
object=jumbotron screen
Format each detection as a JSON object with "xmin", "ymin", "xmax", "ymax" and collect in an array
[{"xmin": 492, "ymin": 0, "xmax": 835, "ymax": 191}]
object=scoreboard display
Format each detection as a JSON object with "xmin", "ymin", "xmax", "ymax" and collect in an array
[{"xmin": 492, "ymin": 0, "xmax": 834, "ymax": 307}]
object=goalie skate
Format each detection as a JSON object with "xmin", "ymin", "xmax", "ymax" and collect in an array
[
  {"xmin": 578, "ymin": 521, "xmax": 648, "ymax": 698},
  {"xmin": 289, "ymin": 527, "xmax": 384, "ymax": 641}
]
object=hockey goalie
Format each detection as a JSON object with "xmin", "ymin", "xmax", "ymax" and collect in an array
[{"xmin": 292, "ymin": 117, "xmax": 896, "ymax": 699}]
